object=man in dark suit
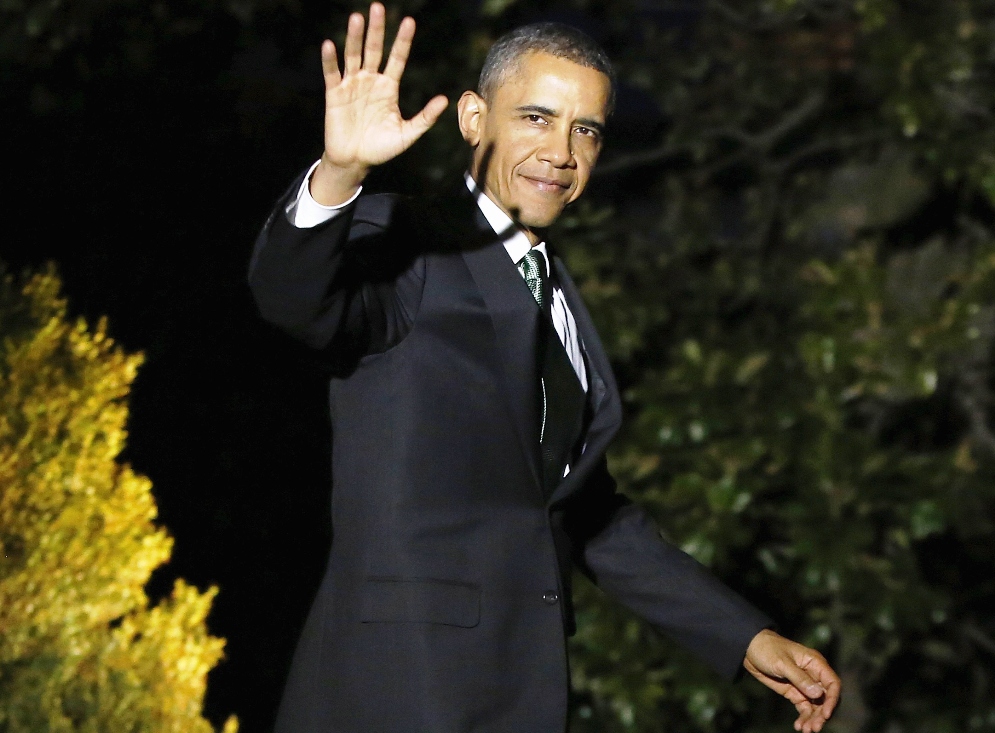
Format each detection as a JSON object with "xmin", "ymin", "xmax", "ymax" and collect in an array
[{"xmin": 249, "ymin": 4, "xmax": 841, "ymax": 732}]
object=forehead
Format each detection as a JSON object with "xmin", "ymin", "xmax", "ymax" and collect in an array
[{"xmin": 492, "ymin": 52, "xmax": 611, "ymax": 119}]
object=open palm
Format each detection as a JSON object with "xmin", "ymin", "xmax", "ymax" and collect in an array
[{"xmin": 321, "ymin": 4, "xmax": 448, "ymax": 176}]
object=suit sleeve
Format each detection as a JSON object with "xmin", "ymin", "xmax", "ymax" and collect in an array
[
  {"xmin": 563, "ymin": 460, "xmax": 773, "ymax": 681},
  {"xmin": 248, "ymin": 169, "xmax": 425, "ymax": 361}
]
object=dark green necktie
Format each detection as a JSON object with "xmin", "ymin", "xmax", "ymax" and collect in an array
[
  {"xmin": 519, "ymin": 248, "xmax": 585, "ymax": 494},
  {"xmin": 520, "ymin": 249, "xmax": 548, "ymax": 309},
  {"xmin": 521, "ymin": 248, "xmax": 551, "ymax": 440}
]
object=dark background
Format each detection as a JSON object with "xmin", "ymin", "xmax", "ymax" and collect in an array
[
  {"xmin": 0, "ymin": 1, "xmax": 666, "ymax": 728},
  {"xmin": 5, "ymin": 0, "xmax": 995, "ymax": 731}
]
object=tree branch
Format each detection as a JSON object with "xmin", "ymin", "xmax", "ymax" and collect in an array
[
  {"xmin": 597, "ymin": 93, "xmax": 826, "ymax": 177},
  {"xmin": 594, "ymin": 144, "xmax": 689, "ymax": 176},
  {"xmin": 704, "ymin": 0, "xmax": 788, "ymax": 31},
  {"xmin": 752, "ymin": 91, "xmax": 826, "ymax": 151},
  {"xmin": 954, "ymin": 370, "xmax": 995, "ymax": 457},
  {"xmin": 963, "ymin": 620, "xmax": 995, "ymax": 656},
  {"xmin": 770, "ymin": 132, "xmax": 882, "ymax": 176}
]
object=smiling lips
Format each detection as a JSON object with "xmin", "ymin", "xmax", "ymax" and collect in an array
[{"xmin": 520, "ymin": 174, "xmax": 571, "ymax": 193}]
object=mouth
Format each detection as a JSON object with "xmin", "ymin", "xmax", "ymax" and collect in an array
[{"xmin": 520, "ymin": 175, "xmax": 571, "ymax": 194}]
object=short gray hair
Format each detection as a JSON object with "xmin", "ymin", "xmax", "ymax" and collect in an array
[{"xmin": 478, "ymin": 22, "xmax": 616, "ymax": 114}]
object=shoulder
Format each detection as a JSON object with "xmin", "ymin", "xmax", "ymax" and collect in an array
[{"xmin": 351, "ymin": 186, "xmax": 486, "ymax": 253}]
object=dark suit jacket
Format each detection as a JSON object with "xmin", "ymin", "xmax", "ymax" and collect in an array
[{"xmin": 249, "ymin": 172, "xmax": 772, "ymax": 733}]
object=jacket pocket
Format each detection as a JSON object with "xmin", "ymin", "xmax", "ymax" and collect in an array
[{"xmin": 360, "ymin": 577, "xmax": 480, "ymax": 628}]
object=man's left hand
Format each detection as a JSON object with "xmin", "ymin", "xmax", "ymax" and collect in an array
[{"xmin": 744, "ymin": 629, "xmax": 841, "ymax": 732}]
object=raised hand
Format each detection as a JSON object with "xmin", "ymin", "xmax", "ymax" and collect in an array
[
  {"xmin": 310, "ymin": 2, "xmax": 449, "ymax": 205},
  {"xmin": 744, "ymin": 629, "xmax": 842, "ymax": 733}
]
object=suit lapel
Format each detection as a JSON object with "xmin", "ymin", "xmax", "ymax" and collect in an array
[{"xmin": 458, "ymin": 204, "xmax": 545, "ymax": 496}]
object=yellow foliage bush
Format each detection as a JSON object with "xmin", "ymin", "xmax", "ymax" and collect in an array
[{"xmin": 0, "ymin": 267, "xmax": 236, "ymax": 733}]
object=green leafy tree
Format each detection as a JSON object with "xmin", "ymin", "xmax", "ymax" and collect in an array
[
  {"xmin": 549, "ymin": 1, "xmax": 995, "ymax": 731},
  {"xmin": 0, "ymin": 267, "xmax": 236, "ymax": 733}
]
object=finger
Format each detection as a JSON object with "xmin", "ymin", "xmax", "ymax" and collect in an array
[
  {"xmin": 401, "ymin": 95, "xmax": 449, "ymax": 146},
  {"xmin": 321, "ymin": 40, "xmax": 341, "ymax": 87},
  {"xmin": 796, "ymin": 652, "xmax": 841, "ymax": 721},
  {"xmin": 822, "ymin": 679, "xmax": 841, "ymax": 717},
  {"xmin": 780, "ymin": 683, "xmax": 815, "ymax": 706},
  {"xmin": 746, "ymin": 653, "xmax": 828, "ymax": 709},
  {"xmin": 744, "ymin": 655, "xmax": 797, "ymax": 696},
  {"xmin": 797, "ymin": 694, "xmax": 835, "ymax": 733},
  {"xmin": 805, "ymin": 696, "xmax": 836, "ymax": 729},
  {"xmin": 780, "ymin": 656, "xmax": 827, "ymax": 701},
  {"xmin": 792, "ymin": 700, "xmax": 816, "ymax": 732},
  {"xmin": 383, "ymin": 16, "xmax": 415, "ymax": 82},
  {"xmin": 799, "ymin": 704, "xmax": 829, "ymax": 733},
  {"xmin": 801, "ymin": 701, "xmax": 826, "ymax": 728},
  {"xmin": 782, "ymin": 677, "xmax": 833, "ymax": 733},
  {"xmin": 343, "ymin": 11, "xmax": 365, "ymax": 75},
  {"xmin": 364, "ymin": 2, "xmax": 385, "ymax": 71},
  {"xmin": 811, "ymin": 661, "xmax": 841, "ymax": 714}
]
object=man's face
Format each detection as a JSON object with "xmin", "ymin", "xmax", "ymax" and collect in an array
[{"xmin": 459, "ymin": 52, "xmax": 611, "ymax": 235}]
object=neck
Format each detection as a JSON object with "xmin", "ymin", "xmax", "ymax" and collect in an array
[{"xmin": 466, "ymin": 171, "xmax": 543, "ymax": 246}]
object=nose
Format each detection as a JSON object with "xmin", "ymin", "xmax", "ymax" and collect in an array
[{"xmin": 537, "ymin": 129, "xmax": 574, "ymax": 168}]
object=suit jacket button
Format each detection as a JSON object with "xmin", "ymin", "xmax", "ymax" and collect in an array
[{"xmin": 542, "ymin": 591, "xmax": 559, "ymax": 605}]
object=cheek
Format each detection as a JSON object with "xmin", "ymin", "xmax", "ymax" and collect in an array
[
  {"xmin": 487, "ymin": 143, "xmax": 522, "ymax": 181},
  {"xmin": 568, "ymin": 159, "xmax": 595, "ymax": 196},
  {"xmin": 572, "ymin": 146, "xmax": 601, "ymax": 184},
  {"xmin": 577, "ymin": 140, "xmax": 601, "ymax": 167},
  {"xmin": 501, "ymin": 132, "xmax": 542, "ymax": 167}
]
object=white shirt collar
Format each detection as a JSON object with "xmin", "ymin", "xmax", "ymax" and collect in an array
[{"xmin": 465, "ymin": 173, "xmax": 548, "ymax": 275}]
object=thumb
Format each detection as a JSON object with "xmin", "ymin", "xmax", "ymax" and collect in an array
[
  {"xmin": 403, "ymin": 95, "xmax": 449, "ymax": 142},
  {"xmin": 780, "ymin": 661, "xmax": 826, "ymax": 700}
]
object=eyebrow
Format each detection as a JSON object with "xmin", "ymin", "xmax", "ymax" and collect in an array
[{"xmin": 515, "ymin": 104, "xmax": 605, "ymax": 136}]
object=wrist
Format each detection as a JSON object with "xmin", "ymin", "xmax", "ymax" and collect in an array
[{"xmin": 310, "ymin": 156, "xmax": 369, "ymax": 206}]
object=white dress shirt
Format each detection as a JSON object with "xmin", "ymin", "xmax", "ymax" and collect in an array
[
  {"xmin": 286, "ymin": 161, "xmax": 588, "ymax": 393},
  {"xmin": 464, "ymin": 175, "xmax": 588, "ymax": 393}
]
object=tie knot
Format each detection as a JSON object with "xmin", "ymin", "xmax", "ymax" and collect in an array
[{"xmin": 521, "ymin": 249, "xmax": 548, "ymax": 308}]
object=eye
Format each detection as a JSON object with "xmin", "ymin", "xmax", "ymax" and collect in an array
[
  {"xmin": 525, "ymin": 114, "xmax": 546, "ymax": 124},
  {"xmin": 574, "ymin": 126, "xmax": 601, "ymax": 142}
]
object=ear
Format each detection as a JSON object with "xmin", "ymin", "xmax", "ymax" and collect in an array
[{"xmin": 457, "ymin": 91, "xmax": 486, "ymax": 147}]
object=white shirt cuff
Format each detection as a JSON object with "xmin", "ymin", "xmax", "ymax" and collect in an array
[{"xmin": 285, "ymin": 159, "xmax": 363, "ymax": 228}]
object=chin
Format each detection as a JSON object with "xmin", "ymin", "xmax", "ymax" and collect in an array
[{"xmin": 517, "ymin": 207, "xmax": 565, "ymax": 230}]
